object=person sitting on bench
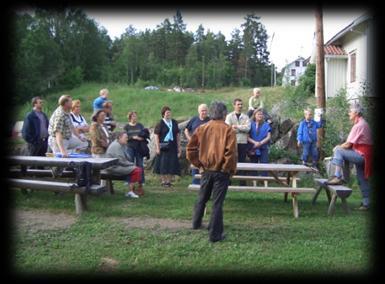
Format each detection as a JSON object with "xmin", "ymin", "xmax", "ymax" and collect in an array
[
  {"xmin": 327, "ymin": 104, "xmax": 373, "ymax": 211},
  {"xmin": 105, "ymin": 132, "xmax": 143, "ymax": 198}
]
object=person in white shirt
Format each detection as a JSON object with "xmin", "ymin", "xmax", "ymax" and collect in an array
[
  {"xmin": 225, "ymin": 98, "xmax": 251, "ymax": 186},
  {"xmin": 70, "ymin": 99, "xmax": 89, "ymax": 152}
]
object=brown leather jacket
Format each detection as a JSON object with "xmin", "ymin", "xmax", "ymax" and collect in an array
[
  {"xmin": 186, "ymin": 120, "xmax": 237, "ymax": 175},
  {"xmin": 89, "ymin": 122, "xmax": 109, "ymax": 154}
]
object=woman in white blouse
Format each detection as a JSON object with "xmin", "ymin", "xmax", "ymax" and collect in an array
[{"xmin": 70, "ymin": 99, "xmax": 89, "ymax": 152}]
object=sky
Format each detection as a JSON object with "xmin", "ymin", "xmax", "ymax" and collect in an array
[{"xmin": 84, "ymin": 7, "xmax": 366, "ymax": 70}]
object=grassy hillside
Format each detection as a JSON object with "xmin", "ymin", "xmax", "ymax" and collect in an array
[{"xmin": 13, "ymin": 83, "xmax": 315, "ymax": 128}]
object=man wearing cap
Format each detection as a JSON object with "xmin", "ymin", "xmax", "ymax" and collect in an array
[{"xmin": 327, "ymin": 104, "xmax": 373, "ymax": 211}]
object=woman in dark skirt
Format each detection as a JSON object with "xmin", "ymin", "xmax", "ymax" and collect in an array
[{"xmin": 153, "ymin": 106, "xmax": 181, "ymax": 187}]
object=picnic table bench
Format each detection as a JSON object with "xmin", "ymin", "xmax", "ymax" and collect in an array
[
  {"xmin": 188, "ymin": 163, "xmax": 317, "ymax": 218},
  {"xmin": 312, "ymin": 178, "xmax": 353, "ymax": 215},
  {"xmin": 7, "ymin": 155, "xmax": 119, "ymax": 215},
  {"xmin": 9, "ymin": 168, "xmax": 128, "ymax": 195}
]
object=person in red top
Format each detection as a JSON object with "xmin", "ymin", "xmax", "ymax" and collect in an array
[{"xmin": 327, "ymin": 104, "xmax": 373, "ymax": 210}]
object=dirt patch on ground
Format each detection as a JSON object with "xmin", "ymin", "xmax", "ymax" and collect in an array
[
  {"xmin": 113, "ymin": 216, "xmax": 192, "ymax": 230},
  {"xmin": 12, "ymin": 209, "xmax": 77, "ymax": 233},
  {"xmin": 98, "ymin": 257, "xmax": 119, "ymax": 272}
]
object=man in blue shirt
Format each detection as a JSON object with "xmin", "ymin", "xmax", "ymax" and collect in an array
[
  {"xmin": 184, "ymin": 104, "xmax": 210, "ymax": 184},
  {"xmin": 93, "ymin": 88, "xmax": 109, "ymax": 112},
  {"xmin": 297, "ymin": 108, "xmax": 323, "ymax": 169}
]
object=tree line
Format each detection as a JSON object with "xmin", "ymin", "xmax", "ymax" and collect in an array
[{"xmin": 11, "ymin": 8, "xmax": 272, "ymax": 105}]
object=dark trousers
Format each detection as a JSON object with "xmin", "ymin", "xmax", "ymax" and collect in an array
[
  {"xmin": 28, "ymin": 139, "xmax": 48, "ymax": 156},
  {"xmin": 27, "ymin": 139, "xmax": 48, "ymax": 170},
  {"xmin": 237, "ymin": 143, "xmax": 248, "ymax": 185},
  {"xmin": 249, "ymin": 148, "xmax": 269, "ymax": 176},
  {"xmin": 192, "ymin": 171, "xmax": 229, "ymax": 241}
]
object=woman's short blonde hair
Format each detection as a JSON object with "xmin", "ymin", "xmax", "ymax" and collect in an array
[{"xmin": 71, "ymin": 99, "xmax": 81, "ymax": 111}]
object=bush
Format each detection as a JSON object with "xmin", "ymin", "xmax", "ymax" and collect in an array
[
  {"xmin": 297, "ymin": 63, "xmax": 316, "ymax": 95},
  {"xmin": 321, "ymin": 88, "xmax": 351, "ymax": 157},
  {"xmin": 59, "ymin": 66, "xmax": 84, "ymax": 89},
  {"xmin": 269, "ymin": 144, "xmax": 300, "ymax": 163},
  {"xmin": 281, "ymin": 86, "xmax": 311, "ymax": 120}
]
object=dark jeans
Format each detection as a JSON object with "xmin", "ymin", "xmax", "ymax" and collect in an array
[
  {"xmin": 249, "ymin": 147, "xmax": 269, "ymax": 176},
  {"xmin": 192, "ymin": 171, "xmax": 229, "ymax": 241},
  {"xmin": 126, "ymin": 146, "xmax": 145, "ymax": 184},
  {"xmin": 28, "ymin": 139, "xmax": 48, "ymax": 156},
  {"xmin": 301, "ymin": 142, "xmax": 318, "ymax": 166},
  {"xmin": 237, "ymin": 143, "xmax": 248, "ymax": 185}
]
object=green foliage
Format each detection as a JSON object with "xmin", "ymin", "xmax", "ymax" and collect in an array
[
  {"xmin": 59, "ymin": 66, "xmax": 84, "ymax": 89},
  {"xmin": 357, "ymin": 81, "xmax": 376, "ymax": 130},
  {"xmin": 297, "ymin": 63, "xmax": 316, "ymax": 95},
  {"xmin": 322, "ymin": 88, "xmax": 352, "ymax": 157},
  {"xmin": 12, "ymin": 9, "xmax": 273, "ymax": 107},
  {"xmin": 281, "ymin": 86, "xmax": 313, "ymax": 120},
  {"xmin": 269, "ymin": 144, "xmax": 300, "ymax": 163}
]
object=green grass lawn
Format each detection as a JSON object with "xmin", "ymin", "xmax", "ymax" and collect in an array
[
  {"xmin": 10, "ymin": 173, "xmax": 373, "ymax": 276},
  {"xmin": 13, "ymin": 83, "xmax": 307, "ymax": 128}
]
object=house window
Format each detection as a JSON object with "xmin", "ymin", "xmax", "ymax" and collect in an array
[
  {"xmin": 350, "ymin": 52, "xmax": 356, "ymax": 83},
  {"xmin": 291, "ymin": 69, "xmax": 296, "ymax": 76},
  {"xmin": 291, "ymin": 80, "xmax": 296, "ymax": 86},
  {"xmin": 295, "ymin": 61, "xmax": 300, "ymax": 67},
  {"xmin": 303, "ymin": 61, "xmax": 307, "ymax": 66}
]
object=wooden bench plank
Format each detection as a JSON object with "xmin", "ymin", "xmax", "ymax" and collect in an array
[
  {"xmin": 188, "ymin": 184, "xmax": 315, "ymax": 193},
  {"xmin": 193, "ymin": 174, "xmax": 300, "ymax": 181},
  {"xmin": 8, "ymin": 178, "xmax": 84, "ymax": 193},
  {"xmin": 313, "ymin": 178, "xmax": 352, "ymax": 215},
  {"xmin": 9, "ymin": 168, "xmax": 76, "ymax": 178},
  {"xmin": 7, "ymin": 156, "xmax": 119, "ymax": 169}
]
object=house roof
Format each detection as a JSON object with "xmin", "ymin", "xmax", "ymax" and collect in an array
[
  {"xmin": 324, "ymin": 45, "xmax": 346, "ymax": 56},
  {"xmin": 283, "ymin": 56, "xmax": 306, "ymax": 68},
  {"xmin": 325, "ymin": 13, "xmax": 371, "ymax": 45}
]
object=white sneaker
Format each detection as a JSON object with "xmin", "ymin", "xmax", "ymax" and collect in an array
[{"xmin": 126, "ymin": 191, "xmax": 139, "ymax": 198}]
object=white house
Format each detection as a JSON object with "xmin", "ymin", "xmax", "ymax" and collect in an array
[
  {"xmin": 281, "ymin": 57, "xmax": 309, "ymax": 86},
  {"xmin": 311, "ymin": 13, "xmax": 373, "ymax": 101}
]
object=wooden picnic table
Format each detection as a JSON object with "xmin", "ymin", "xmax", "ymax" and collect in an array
[
  {"xmin": 189, "ymin": 162, "xmax": 317, "ymax": 218},
  {"xmin": 7, "ymin": 155, "xmax": 119, "ymax": 215}
]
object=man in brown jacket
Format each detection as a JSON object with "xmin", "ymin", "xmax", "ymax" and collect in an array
[{"xmin": 186, "ymin": 101, "xmax": 237, "ymax": 242}]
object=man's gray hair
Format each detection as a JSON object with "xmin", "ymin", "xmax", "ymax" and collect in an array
[
  {"xmin": 209, "ymin": 101, "xmax": 227, "ymax": 120},
  {"xmin": 350, "ymin": 103, "xmax": 363, "ymax": 116}
]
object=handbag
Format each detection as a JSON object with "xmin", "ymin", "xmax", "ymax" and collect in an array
[{"xmin": 159, "ymin": 142, "xmax": 170, "ymax": 151}]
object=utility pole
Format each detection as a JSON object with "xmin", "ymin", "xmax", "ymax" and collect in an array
[
  {"xmin": 270, "ymin": 32, "xmax": 275, "ymax": 87},
  {"xmin": 315, "ymin": 6, "xmax": 326, "ymax": 158},
  {"xmin": 201, "ymin": 55, "xmax": 205, "ymax": 90}
]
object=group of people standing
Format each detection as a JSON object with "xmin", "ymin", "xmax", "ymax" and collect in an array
[
  {"xmin": 20, "ymin": 86, "xmax": 373, "ymax": 243},
  {"xmin": 186, "ymin": 89, "xmax": 373, "ymax": 243}
]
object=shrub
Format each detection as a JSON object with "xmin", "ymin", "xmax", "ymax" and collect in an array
[
  {"xmin": 297, "ymin": 63, "xmax": 316, "ymax": 95},
  {"xmin": 59, "ymin": 66, "xmax": 84, "ymax": 89},
  {"xmin": 321, "ymin": 88, "xmax": 351, "ymax": 157}
]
